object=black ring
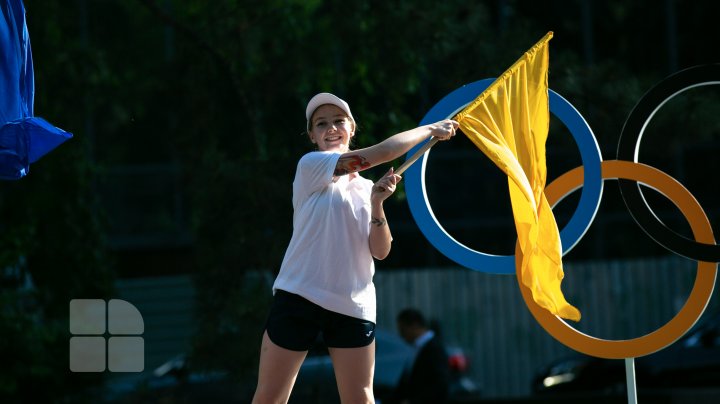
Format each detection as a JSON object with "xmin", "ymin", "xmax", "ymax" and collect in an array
[{"xmin": 617, "ymin": 64, "xmax": 720, "ymax": 261}]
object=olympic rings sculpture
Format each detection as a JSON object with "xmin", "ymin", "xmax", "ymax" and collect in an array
[{"xmin": 405, "ymin": 64, "xmax": 720, "ymax": 359}]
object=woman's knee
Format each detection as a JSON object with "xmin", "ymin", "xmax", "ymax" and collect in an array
[
  {"xmin": 338, "ymin": 386, "xmax": 374, "ymax": 404},
  {"xmin": 252, "ymin": 385, "xmax": 290, "ymax": 404}
]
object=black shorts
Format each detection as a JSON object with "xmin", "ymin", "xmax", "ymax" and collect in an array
[{"xmin": 265, "ymin": 289, "xmax": 376, "ymax": 351}]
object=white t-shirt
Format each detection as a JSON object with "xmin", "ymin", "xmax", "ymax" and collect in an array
[{"xmin": 273, "ymin": 151, "xmax": 377, "ymax": 322}]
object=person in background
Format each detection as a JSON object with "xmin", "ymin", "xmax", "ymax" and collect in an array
[
  {"xmin": 252, "ymin": 92, "xmax": 457, "ymax": 404},
  {"xmin": 392, "ymin": 308, "xmax": 451, "ymax": 404}
]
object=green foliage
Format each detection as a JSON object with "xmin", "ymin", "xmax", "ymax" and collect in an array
[
  {"xmin": 0, "ymin": 288, "xmax": 106, "ymax": 404},
  {"xmin": 0, "ymin": 142, "xmax": 113, "ymax": 401}
]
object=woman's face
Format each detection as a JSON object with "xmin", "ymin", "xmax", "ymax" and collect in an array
[{"xmin": 309, "ymin": 104, "xmax": 354, "ymax": 152}]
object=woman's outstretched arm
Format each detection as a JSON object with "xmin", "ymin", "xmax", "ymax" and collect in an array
[{"xmin": 334, "ymin": 119, "xmax": 458, "ymax": 176}]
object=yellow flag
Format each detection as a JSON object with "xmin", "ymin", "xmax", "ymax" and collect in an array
[{"xmin": 454, "ymin": 32, "xmax": 581, "ymax": 321}]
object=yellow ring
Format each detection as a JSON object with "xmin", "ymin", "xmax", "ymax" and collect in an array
[{"xmin": 517, "ymin": 160, "xmax": 717, "ymax": 359}]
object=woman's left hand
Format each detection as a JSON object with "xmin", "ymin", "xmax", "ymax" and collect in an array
[{"xmin": 372, "ymin": 167, "xmax": 401, "ymax": 202}]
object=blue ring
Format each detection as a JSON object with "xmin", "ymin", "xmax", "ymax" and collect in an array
[{"xmin": 405, "ymin": 79, "xmax": 603, "ymax": 274}]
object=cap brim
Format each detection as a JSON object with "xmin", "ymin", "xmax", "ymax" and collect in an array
[{"xmin": 305, "ymin": 93, "xmax": 353, "ymax": 121}]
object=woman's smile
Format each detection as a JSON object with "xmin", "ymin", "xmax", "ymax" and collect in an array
[{"xmin": 310, "ymin": 104, "xmax": 354, "ymax": 152}]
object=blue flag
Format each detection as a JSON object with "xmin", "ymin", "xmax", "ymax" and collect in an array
[{"xmin": 1, "ymin": 0, "xmax": 72, "ymax": 180}]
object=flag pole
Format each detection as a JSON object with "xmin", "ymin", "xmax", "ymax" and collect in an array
[
  {"xmin": 625, "ymin": 358, "xmax": 638, "ymax": 404},
  {"xmin": 395, "ymin": 137, "xmax": 440, "ymax": 176}
]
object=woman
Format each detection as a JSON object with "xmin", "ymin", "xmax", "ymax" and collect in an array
[{"xmin": 252, "ymin": 93, "xmax": 457, "ymax": 404}]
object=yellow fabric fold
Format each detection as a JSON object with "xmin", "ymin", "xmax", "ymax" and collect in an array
[{"xmin": 455, "ymin": 32, "xmax": 580, "ymax": 321}]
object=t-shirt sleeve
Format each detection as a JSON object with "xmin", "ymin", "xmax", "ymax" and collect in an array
[{"xmin": 293, "ymin": 151, "xmax": 341, "ymax": 205}]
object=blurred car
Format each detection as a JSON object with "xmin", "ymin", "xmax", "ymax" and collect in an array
[
  {"xmin": 531, "ymin": 311, "xmax": 720, "ymax": 394},
  {"xmin": 102, "ymin": 328, "xmax": 480, "ymax": 403}
]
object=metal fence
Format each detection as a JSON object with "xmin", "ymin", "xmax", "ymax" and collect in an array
[{"xmin": 115, "ymin": 275, "xmax": 196, "ymax": 372}]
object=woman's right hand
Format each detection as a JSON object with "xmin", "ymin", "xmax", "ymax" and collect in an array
[
  {"xmin": 427, "ymin": 119, "xmax": 459, "ymax": 141},
  {"xmin": 371, "ymin": 167, "xmax": 401, "ymax": 203}
]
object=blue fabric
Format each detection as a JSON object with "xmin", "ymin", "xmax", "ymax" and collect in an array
[{"xmin": 1, "ymin": 0, "xmax": 72, "ymax": 180}]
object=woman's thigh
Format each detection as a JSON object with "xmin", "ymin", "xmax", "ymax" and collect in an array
[
  {"xmin": 328, "ymin": 341, "xmax": 376, "ymax": 404},
  {"xmin": 252, "ymin": 331, "xmax": 308, "ymax": 404}
]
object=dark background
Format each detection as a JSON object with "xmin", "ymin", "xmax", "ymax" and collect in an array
[{"xmin": 1, "ymin": 0, "xmax": 719, "ymax": 401}]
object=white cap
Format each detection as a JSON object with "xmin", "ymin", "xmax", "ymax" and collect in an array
[{"xmin": 305, "ymin": 93, "xmax": 354, "ymax": 127}]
